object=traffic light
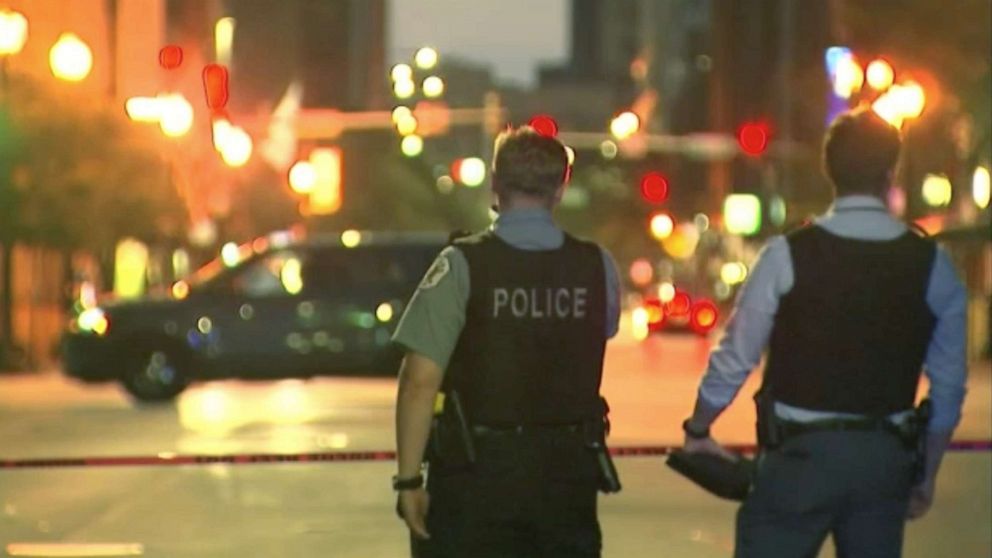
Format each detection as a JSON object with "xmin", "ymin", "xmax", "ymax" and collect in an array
[
  {"xmin": 640, "ymin": 172, "xmax": 669, "ymax": 204},
  {"xmin": 528, "ymin": 114, "xmax": 558, "ymax": 137},
  {"xmin": 738, "ymin": 122, "xmax": 769, "ymax": 157}
]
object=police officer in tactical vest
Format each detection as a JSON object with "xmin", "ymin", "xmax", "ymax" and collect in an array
[
  {"xmin": 682, "ymin": 108, "xmax": 967, "ymax": 557},
  {"xmin": 392, "ymin": 126, "xmax": 622, "ymax": 557}
]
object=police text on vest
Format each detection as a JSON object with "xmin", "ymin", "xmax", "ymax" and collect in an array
[{"xmin": 492, "ymin": 288, "xmax": 588, "ymax": 319}]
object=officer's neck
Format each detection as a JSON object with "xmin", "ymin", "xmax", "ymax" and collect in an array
[{"xmin": 496, "ymin": 195, "xmax": 556, "ymax": 214}]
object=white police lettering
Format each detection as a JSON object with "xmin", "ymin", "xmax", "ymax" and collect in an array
[{"xmin": 492, "ymin": 287, "xmax": 588, "ymax": 319}]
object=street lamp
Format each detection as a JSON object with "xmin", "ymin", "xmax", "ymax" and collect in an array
[
  {"xmin": 0, "ymin": 9, "xmax": 28, "ymax": 57},
  {"xmin": 49, "ymin": 32, "xmax": 92, "ymax": 82}
]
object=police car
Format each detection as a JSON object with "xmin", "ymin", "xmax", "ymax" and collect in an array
[{"xmin": 61, "ymin": 231, "xmax": 446, "ymax": 402}]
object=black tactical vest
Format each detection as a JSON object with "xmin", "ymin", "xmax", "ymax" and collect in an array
[
  {"xmin": 445, "ymin": 231, "xmax": 607, "ymax": 426},
  {"xmin": 764, "ymin": 226, "xmax": 937, "ymax": 415}
]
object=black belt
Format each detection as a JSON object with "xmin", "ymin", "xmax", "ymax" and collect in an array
[
  {"xmin": 778, "ymin": 417, "xmax": 904, "ymax": 441},
  {"xmin": 471, "ymin": 423, "xmax": 582, "ymax": 437}
]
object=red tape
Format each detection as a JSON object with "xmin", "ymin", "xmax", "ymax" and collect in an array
[{"xmin": 1, "ymin": 441, "xmax": 989, "ymax": 470}]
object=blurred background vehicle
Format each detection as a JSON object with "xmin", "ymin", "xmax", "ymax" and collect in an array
[{"xmin": 61, "ymin": 230, "xmax": 446, "ymax": 401}]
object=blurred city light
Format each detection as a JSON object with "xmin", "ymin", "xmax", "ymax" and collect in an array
[
  {"xmin": 341, "ymin": 230, "xmax": 362, "ymax": 248},
  {"xmin": 529, "ymin": 114, "xmax": 559, "ymax": 137},
  {"xmin": 640, "ymin": 172, "xmax": 669, "ymax": 204},
  {"xmin": 414, "ymin": 46, "xmax": 438, "ymax": 69},
  {"xmin": 393, "ymin": 78, "xmax": 415, "ymax": 99},
  {"xmin": 289, "ymin": 160, "xmax": 317, "ymax": 194},
  {"xmin": 887, "ymin": 186, "xmax": 908, "ymax": 217},
  {"xmin": 77, "ymin": 308, "xmax": 108, "ymax": 336},
  {"xmin": 0, "ymin": 9, "xmax": 28, "ymax": 56},
  {"xmin": 658, "ymin": 282, "xmax": 676, "ymax": 303},
  {"xmin": 724, "ymin": 194, "xmax": 762, "ymax": 236},
  {"xmin": 396, "ymin": 114, "xmax": 418, "ymax": 136},
  {"xmin": 310, "ymin": 147, "xmax": 343, "ymax": 214},
  {"xmin": 691, "ymin": 300, "xmax": 719, "ymax": 334},
  {"xmin": 922, "ymin": 174, "xmax": 952, "ymax": 207},
  {"xmin": 376, "ymin": 302, "xmax": 394, "ymax": 322},
  {"xmin": 159, "ymin": 44, "xmax": 183, "ymax": 69},
  {"xmin": 458, "ymin": 157, "xmax": 486, "ymax": 187},
  {"xmin": 281, "ymin": 258, "xmax": 303, "ymax": 295},
  {"xmin": 599, "ymin": 140, "xmax": 619, "ymax": 160},
  {"xmin": 221, "ymin": 242, "xmax": 240, "ymax": 267},
  {"xmin": 114, "ymin": 239, "xmax": 148, "ymax": 299},
  {"xmin": 436, "ymin": 175, "xmax": 455, "ymax": 194},
  {"xmin": 211, "ymin": 118, "xmax": 232, "ymax": 151},
  {"xmin": 172, "ymin": 280, "xmax": 190, "ymax": 300},
  {"xmin": 219, "ymin": 126, "xmax": 252, "ymax": 167},
  {"xmin": 202, "ymin": 64, "xmax": 231, "ymax": 110},
  {"xmin": 422, "ymin": 76, "xmax": 444, "ymax": 98},
  {"xmin": 871, "ymin": 90, "xmax": 905, "ymax": 128},
  {"xmin": 693, "ymin": 213, "xmax": 710, "ymax": 232},
  {"xmin": 401, "ymin": 134, "xmax": 424, "ymax": 157},
  {"xmin": 738, "ymin": 122, "xmax": 769, "ymax": 156},
  {"xmin": 973, "ymin": 166, "xmax": 991, "ymax": 209},
  {"xmin": 390, "ymin": 63, "xmax": 413, "ymax": 82},
  {"xmin": 832, "ymin": 54, "xmax": 864, "ymax": 99},
  {"xmin": 720, "ymin": 262, "xmax": 749, "ymax": 285},
  {"xmin": 629, "ymin": 258, "xmax": 654, "ymax": 286},
  {"xmin": 631, "ymin": 307, "xmax": 650, "ymax": 341},
  {"xmin": 49, "ymin": 33, "xmax": 93, "ymax": 82},
  {"xmin": 769, "ymin": 195, "xmax": 788, "ymax": 226},
  {"xmin": 662, "ymin": 224, "xmax": 700, "ymax": 260},
  {"xmin": 866, "ymin": 59, "xmax": 894, "ymax": 90},
  {"xmin": 215, "ymin": 17, "xmax": 236, "ymax": 66},
  {"xmin": 610, "ymin": 111, "xmax": 640, "ymax": 140},
  {"xmin": 391, "ymin": 106, "xmax": 412, "ymax": 123},
  {"xmin": 894, "ymin": 80, "xmax": 926, "ymax": 119},
  {"xmin": 649, "ymin": 212, "xmax": 675, "ymax": 240},
  {"xmin": 125, "ymin": 96, "xmax": 162, "ymax": 122},
  {"xmin": 159, "ymin": 93, "xmax": 195, "ymax": 137}
]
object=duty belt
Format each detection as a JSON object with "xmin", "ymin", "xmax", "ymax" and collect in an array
[
  {"xmin": 777, "ymin": 416, "xmax": 907, "ymax": 441},
  {"xmin": 471, "ymin": 423, "xmax": 582, "ymax": 437}
]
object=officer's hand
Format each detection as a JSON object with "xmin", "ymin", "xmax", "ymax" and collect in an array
[
  {"xmin": 398, "ymin": 488, "xmax": 431, "ymax": 539},
  {"xmin": 907, "ymin": 479, "xmax": 935, "ymax": 520},
  {"xmin": 683, "ymin": 434, "xmax": 738, "ymax": 462}
]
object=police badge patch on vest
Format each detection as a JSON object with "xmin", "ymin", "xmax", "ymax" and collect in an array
[{"xmin": 419, "ymin": 256, "xmax": 451, "ymax": 290}]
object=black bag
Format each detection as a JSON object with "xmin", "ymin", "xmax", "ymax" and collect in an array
[{"xmin": 666, "ymin": 450, "xmax": 754, "ymax": 501}]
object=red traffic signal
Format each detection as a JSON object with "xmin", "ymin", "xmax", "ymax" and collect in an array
[
  {"xmin": 738, "ymin": 122, "xmax": 769, "ymax": 156},
  {"xmin": 640, "ymin": 172, "xmax": 669, "ymax": 204},
  {"xmin": 528, "ymin": 114, "xmax": 558, "ymax": 137},
  {"xmin": 158, "ymin": 45, "xmax": 184, "ymax": 69},
  {"xmin": 202, "ymin": 64, "xmax": 230, "ymax": 110}
]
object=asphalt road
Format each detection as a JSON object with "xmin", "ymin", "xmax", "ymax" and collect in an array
[{"xmin": 0, "ymin": 331, "xmax": 989, "ymax": 557}]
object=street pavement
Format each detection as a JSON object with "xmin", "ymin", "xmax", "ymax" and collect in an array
[{"xmin": 0, "ymin": 330, "xmax": 989, "ymax": 557}]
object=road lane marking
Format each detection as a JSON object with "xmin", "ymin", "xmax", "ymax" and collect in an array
[{"xmin": 6, "ymin": 543, "xmax": 144, "ymax": 557}]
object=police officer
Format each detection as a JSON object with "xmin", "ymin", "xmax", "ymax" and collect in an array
[
  {"xmin": 682, "ymin": 108, "xmax": 967, "ymax": 557},
  {"xmin": 392, "ymin": 126, "xmax": 621, "ymax": 557}
]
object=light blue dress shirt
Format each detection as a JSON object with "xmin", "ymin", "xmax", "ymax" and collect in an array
[{"xmin": 697, "ymin": 195, "xmax": 967, "ymax": 433}]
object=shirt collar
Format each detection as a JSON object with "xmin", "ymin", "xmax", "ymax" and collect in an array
[
  {"xmin": 827, "ymin": 195, "xmax": 889, "ymax": 214},
  {"xmin": 492, "ymin": 207, "xmax": 555, "ymax": 230}
]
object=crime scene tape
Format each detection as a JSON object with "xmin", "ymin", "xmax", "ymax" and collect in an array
[{"xmin": 2, "ymin": 441, "xmax": 989, "ymax": 469}]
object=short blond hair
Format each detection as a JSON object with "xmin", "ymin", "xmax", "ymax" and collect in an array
[{"xmin": 491, "ymin": 126, "xmax": 568, "ymax": 199}]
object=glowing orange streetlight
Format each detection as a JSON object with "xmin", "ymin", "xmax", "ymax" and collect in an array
[
  {"xmin": 0, "ymin": 9, "xmax": 28, "ymax": 56},
  {"xmin": 49, "ymin": 32, "xmax": 93, "ymax": 82}
]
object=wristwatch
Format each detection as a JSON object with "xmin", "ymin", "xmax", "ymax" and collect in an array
[
  {"xmin": 682, "ymin": 418, "xmax": 711, "ymax": 440},
  {"xmin": 392, "ymin": 474, "xmax": 425, "ymax": 491}
]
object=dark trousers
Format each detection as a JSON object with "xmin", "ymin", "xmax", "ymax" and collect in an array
[
  {"xmin": 412, "ymin": 429, "xmax": 602, "ymax": 558},
  {"xmin": 736, "ymin": 430, "xmax": 916, "ymax": 558}
]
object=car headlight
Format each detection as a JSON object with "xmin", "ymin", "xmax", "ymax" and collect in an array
[{"xmin": 77, "ymin": 308, "xmax": 110, "ymax": 336}]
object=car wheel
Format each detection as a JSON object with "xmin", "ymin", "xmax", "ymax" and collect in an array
[{"xmin": 121, "ymin": 346, "xmax": 189, "ymax": 402}]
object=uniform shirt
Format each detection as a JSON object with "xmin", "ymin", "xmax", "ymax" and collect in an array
[
  {"xmin": 697, "ymin": 195, "xmax": 967, "ymax": 433},
  {"xmin": 393, "ymin": 207, "xmax": 622, "ymax": 371}
]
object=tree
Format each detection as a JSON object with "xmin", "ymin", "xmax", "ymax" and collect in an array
[{"xmin": 0, "ymin": 75, "xmax": 184, "ymax": 366}]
